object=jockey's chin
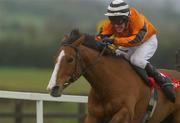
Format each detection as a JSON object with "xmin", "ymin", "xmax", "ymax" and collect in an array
[{"xmin": 114, "ymin": 23, "xmax": 126, "ymax": 34}]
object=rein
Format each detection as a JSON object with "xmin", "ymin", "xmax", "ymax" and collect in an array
[{"xmin": 63, "ymin": 44, "xmax": 107, "ymax": 83}]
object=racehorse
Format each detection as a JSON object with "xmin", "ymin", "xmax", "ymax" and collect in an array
[{"xmin": 47, "ymin": 29, "xmax": 180, "ymax": 123}]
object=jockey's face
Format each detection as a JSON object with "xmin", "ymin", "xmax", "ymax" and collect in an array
[
  {"xmin": 109, "ymin": 16, "xmax": 128, "ymax": 34},
  {"xmin": 113, "ymin": 22, "xmax": 126, "ymax": 34}
]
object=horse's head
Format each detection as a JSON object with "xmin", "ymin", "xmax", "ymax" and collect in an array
[{"xmin": 47, "ymin": 29, "xmax": 85, "ymax": 97}]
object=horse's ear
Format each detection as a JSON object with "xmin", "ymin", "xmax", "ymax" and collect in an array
[
  {"xmin": 73, "ymin": 35, "xmax": 85, "ymax": 46},
  {"xmin": 70, "ymin": 29, "xmax": 80, "ymax": 37},
  {"xmin": 62, "ymin": 34, "xmax": 69, "ymax": 41}
]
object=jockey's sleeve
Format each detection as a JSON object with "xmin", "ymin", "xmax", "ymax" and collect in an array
[
  {"xmin": 96, "ymin": 33, "xmax": 113, "ymax": 42},
  {"xmin": 95, "ymin": 19, "xmax": 113, "ymax": 41},
  {"xmin": 114, "ymin": 23, "xmax": 147, "ymax": 47}
]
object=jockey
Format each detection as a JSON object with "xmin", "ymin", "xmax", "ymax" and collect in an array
[{"xmin": 96, "ymin": 0, "xmax": 176, "ymax": 102}]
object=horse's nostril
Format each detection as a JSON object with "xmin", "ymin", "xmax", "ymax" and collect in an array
[{"xmin": 50, "ymin": 86, "xmax": 63, "ymax": 97}]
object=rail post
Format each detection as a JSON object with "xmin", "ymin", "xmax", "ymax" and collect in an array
[
  {"xmin": 78, "ymin": 103, "xmax": 86, "ymax": 123},
  {"xmin": 15, "ymin": 100, "xmax": 23, "ymax": 123},
  {"xmin": 176, "ymin": 50, "xmax": 180, "ymax": 71},
  {"xmin": 36, "ymin": 100, "xmax": 43, "ymax": 123}
]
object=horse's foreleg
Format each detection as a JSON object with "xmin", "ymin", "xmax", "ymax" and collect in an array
[
  {"xmin": 174, "ymin": 109, "xmax": 180, "ymax": 123},
  {"xmin": 108, "ymin": 107, "xmax": 131, "ymax": 123},
  {"xmin": 84, "ymin": 114, "xmax": 99, "ymax": 123}
]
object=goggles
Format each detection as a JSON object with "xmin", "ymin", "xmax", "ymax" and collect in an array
[{"xmin": 108, "ymin": 16, "xmax": 128, "ymax": 25}]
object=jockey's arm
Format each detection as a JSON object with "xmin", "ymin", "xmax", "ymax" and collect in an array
[
  {"xmin": 114, "ymin": 24, "xmax": 147, "ymax": 47},
  {"xmin": 95, "ymin": 19, "xmax": 113, "ymax": 42}
]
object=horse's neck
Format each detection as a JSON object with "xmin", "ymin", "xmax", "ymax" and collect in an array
[{"xmin": 79, "ymin": 45, "xmax": 136, "ymax": 95}]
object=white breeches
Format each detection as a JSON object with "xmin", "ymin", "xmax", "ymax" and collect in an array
[{"xmin": 121, "ymin": 35, "xmax": 158, "ymax": 69}]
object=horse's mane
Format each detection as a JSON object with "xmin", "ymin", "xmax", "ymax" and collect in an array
[
  {"xmin": 61, "ymin": 29, "xmax": 81, "ymax": 45},
  {"xmin": 60, "ymin": 29, "xmax": 121, "ymax": 58},
  {"xmin": 61, "ymin": 29, "xmax": 99, "ymax": 50}
]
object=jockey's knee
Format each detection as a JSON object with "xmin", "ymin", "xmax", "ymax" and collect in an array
[{"xmin": 130, "ymin": 56, "xmax": 147, "ymax": 69}]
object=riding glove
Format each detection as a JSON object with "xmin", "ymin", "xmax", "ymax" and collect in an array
[
  {"xmin": 115, "ymin": 49, "xmax": 126, "ymax": 56},
  {"xmin": 96, "ymin": 41, "xmax": 107, "ymax": 47},
  {"xmin": 96, "ymin": 37, "xmax": 113, "ymax": 47},
  {"xmin": 102, "ymin": 37, "xmax": 113, "ymax": 44}
]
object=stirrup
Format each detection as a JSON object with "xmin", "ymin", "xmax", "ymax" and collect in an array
[
  {"xmin": 161, "ymin": 84, "xmax": 176, "ymax": 103},
  {"xmin": 161, "ymin": 82, "xmax": 173, "ymax": 88}
]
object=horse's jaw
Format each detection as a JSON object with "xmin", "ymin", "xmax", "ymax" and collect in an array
[{"xmin": 50, "ymin": 86, "xmax": 63, "ymax": 97}]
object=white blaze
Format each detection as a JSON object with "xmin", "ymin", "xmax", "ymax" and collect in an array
[{"xmin": 47, "ymin": 50, "xmax": 65, "ymax": 90}]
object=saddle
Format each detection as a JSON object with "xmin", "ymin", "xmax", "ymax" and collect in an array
[{"xmin": 133, "ymin": 65, "xmax": 180, "ymax": 89}]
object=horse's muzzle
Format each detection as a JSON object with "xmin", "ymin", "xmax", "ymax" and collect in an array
[{"xmin": 50, "ymin": 86, "xmax": 63, "ymax": 97}]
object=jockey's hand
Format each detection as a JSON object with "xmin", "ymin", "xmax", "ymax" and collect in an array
[
  {"xmin": 102, "ymin": 37, "xmax": 113, "ymax": 45},
  {"xmin": 96, "ymin": 41, "xmax": 107, "ymax": 47},
  {"xmin": 115, "ymin": 49, "xmax": 126, "ymax": 56}
]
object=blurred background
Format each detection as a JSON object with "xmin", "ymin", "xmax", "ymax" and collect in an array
[{"xmin": 0, "ymin": 0, "xmax": 179, "ymax": 123}]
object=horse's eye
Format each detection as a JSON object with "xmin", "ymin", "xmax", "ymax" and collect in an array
[{"xmin": 67, "ymin": 57, "xmax": 74, "ymax": 64}]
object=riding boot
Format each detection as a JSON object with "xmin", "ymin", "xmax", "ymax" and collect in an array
[{"xmin": 145, "ymin": 63, "xmax": 176, "ymax": 103}]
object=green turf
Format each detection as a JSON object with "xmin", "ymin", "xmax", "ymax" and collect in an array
[{"xmin": 0, "ymin": 67, "xmax": 90, "ymax": 94}]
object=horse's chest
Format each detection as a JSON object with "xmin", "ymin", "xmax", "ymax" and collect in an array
[
  {"xmin": 103, "ymin": 102, "xmax": 121, "ymax": 116},
  {"xmin": 89, "ymin": 101, "xmax": 121, "ymax": 117}
]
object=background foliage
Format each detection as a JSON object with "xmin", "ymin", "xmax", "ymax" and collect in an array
[{"xmin": 0, "ymin": 0, "xmax": 179, "ymax": 69}]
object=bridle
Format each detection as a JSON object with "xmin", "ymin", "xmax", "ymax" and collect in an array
[
  {"xmin": 62, "ymin": 44, "xmax": 84, "ymax": 83},
  {"xmin": 62, "ymin": 43, "xmax": 107, "ymax": 85}
]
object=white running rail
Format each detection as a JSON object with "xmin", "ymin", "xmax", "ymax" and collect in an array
[{"xmin": 0, "ymin": 90, "xmax": 88, "ymax": 123}]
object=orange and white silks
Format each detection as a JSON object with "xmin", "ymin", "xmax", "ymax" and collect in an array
[{"xmin": 96, "ymin": 8, "xmax": 157, "ymax": 47}]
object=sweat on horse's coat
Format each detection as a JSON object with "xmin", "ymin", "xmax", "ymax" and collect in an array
[{"xmin": 47, "ymin": 29, "xmax": 180, "ymax": 123}]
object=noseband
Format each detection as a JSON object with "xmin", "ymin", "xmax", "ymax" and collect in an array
[{"xmin": 62, "ymin": 43, "xmax": 107, "ymax": 84}]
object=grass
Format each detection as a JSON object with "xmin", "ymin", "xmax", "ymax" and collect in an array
[
  {"xmin": 0, "ymin": 67, "xmax": 90, "ymax": 123},
  {"xmin": 0, "ymin": 67, "xmax": 90, "ymax": 94},
  {"xmin": 0, "ymin": 67, "xmax": 50, "ymax": 92}
]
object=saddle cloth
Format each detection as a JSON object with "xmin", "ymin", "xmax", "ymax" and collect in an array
[{"xmin": 148, "ymin": 71, "xmax": 180, "ymax": 89}]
